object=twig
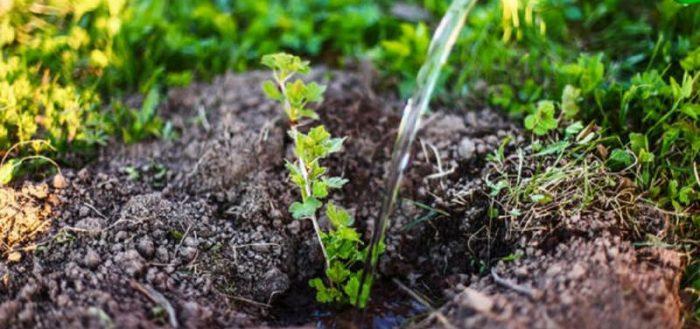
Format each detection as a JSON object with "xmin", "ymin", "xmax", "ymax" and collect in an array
[
  {"xmin": 82, "ymin": 202, "xmax": 109, "ymax": 220},
  {"xmin": 393, "ymin": 279, "xmax": 456, "ymax": 329},
  {"xmin": 231, "ymin": 295, "xmax": 271, "ymax": 308},
  {"xmin": 130, "ymin": 280, "xmax": 179, "ymax": 328},
  {"xmin": 490, "ymin": 268, "xmax": 539, "ymax": 300}
]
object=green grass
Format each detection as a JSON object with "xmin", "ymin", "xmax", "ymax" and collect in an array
[{"xmin": 0, "ymin": 0, "xmax": 699, "ymax": 319}]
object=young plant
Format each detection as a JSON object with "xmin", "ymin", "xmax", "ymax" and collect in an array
[{"xmin": 261, "ymin": 53, "xmax": 373, "ymax": 307}]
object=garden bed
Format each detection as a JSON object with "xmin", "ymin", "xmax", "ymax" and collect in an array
[{"xmin": 0, "ymin": 69, "xmax": 687, "ymax": 328}]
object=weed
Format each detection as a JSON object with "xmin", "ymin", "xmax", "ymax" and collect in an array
[{"xmin": 262, "ymin": 52, "xmax": 375, "ymax": 307}]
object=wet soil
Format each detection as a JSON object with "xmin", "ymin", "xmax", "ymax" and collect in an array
[{"xmin": 0, "ymin": 69, "xmax": 688, "ymax": 328}]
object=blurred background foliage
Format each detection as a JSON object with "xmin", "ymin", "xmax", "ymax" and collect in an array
[{"xmin": 0, "ymin": 0, "xmax": 698, "ymax": 320}]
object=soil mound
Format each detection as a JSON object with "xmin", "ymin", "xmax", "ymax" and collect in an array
[{"xmin": 0, "ymin": 70, "xmax": 686, "ymax": 328}]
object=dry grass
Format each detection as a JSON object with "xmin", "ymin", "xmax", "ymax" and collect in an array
[
  {"xmin": 484, "ymin": 145, "xmax": 660, "ymax": 243},
  {"xmin": 0, "ymin": 183, "xmax": 54, "ymax": 259}
]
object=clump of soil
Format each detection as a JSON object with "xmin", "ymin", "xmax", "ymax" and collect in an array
[
  {"xmin": 423, "ymin": 234, "xmax": 684, "ymax": 329},
  {"xmin": 0, "ymin": 69, "xmax": 688, "ymax": 328}
]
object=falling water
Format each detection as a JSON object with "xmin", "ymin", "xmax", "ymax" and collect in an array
[{"xmin": 358, "ymin": 0, "xmax": 477, "ymax": 306}]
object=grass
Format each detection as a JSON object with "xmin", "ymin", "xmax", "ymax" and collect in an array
[{"xmin": 0, "ymin": 0, "xmax": 698, "ymax": 320}]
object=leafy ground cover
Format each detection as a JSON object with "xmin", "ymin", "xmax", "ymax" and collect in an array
[{"xmin": 1, "ymin": 0, "xmax": 699, "ymax": 325}]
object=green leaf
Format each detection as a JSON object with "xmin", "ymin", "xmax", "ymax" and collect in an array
[
  {"xmin": 326, "ymin": 202, "xmax": 354, "ymax": 228},
  {"xmin": 324, "ymin": 177, "xmax": 348, "ymax": 189},
  {"xmin": 262, "ymin": 80, "xmax": 282, "ymax": 101},
  {"xmin": 530, "ymin": 194, "xmax": 552, "ymax": 204},
  {"xmin": 524, "ymin": 100, "xmax": 558, "ymax": 136},
  {"xmin": 308, "ymin": 125, "xmax": 331, "ymax": 143},
  {"xmin": 629, "ymin": 133, "xmax": 648, "ymax": 155},
  {"xmin": 679, "ymin": 186, "xmax": 695, "ymax": 205},
  {"xmin": 564, "ymin": 121, "xmax": 584, "ymax": 138},
  {"xmin": 607, "ymin": 149, "xmax": 634, "ymax": 171},
  {"xmin": 304, "ymin": 82, "xmax": 326, "ymax": 103},
  {"xmin": 343, "ymin": 275, "xmax": 372, "ymax": 308},
  {"xmin": 336, "ymin": 226, "xmax": 361, "ymax": 242},
  {"xmin": 0, "ymin": 159, "xmax": 19, "ymax": 185},
  {"xmin": 312, "ymin": 180, "xmax": 328, "ymax": 199},
  {"xmin": 326, "ymin": 262, "xmax": 351, "ymax": 284},
  {"xmin": 487, "ymin": 179, "xmax": 509, "ymax": 196},
  {"xmin": 261, "ymin": 53, "xmax": 310, "ymax": 76},
  {"xmin": 638, "ymin": 149, "xmax": 655, "ymax": 163},
  {"xmin": 298, "ymin": 108, "xmax": 319, "ymax": 120},
  {"xmin": 681, "ymin": 47, "xmax": 700, "ymax": 71},
  {"xmin": 561, "ymin": 85, "xmax": 581, "ymax": 119},
  {"xmin": 289, "ymin": 198, "xmax": 322, "ymax": 219},
  {"xmin": 325, "ymin": 137, "xmax": 345, "ymax": 154},
  {"xmin": 309, "ymin": 278, "xmax": 341, "ymax": 303},
  {"xmin": 285, "ymin": 161, "xmax": 305, "ymax": 189},
  {"xmin": 681, "ymin": 104, "xmax": 700, "ymax": 120},
  {"xmin": 534, "ymin": 141, "xmax": 569, "ymax": 157}
]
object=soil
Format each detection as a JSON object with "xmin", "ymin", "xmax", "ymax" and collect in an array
[{"xmin": 0, "ymin": 69, "xmax": 688, "ymax": 328}]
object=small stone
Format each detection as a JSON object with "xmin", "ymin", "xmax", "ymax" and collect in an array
[
  {"xmin": 183, "ymin": 237, "xmax": 198, "ymax": 247},
  {"xmin": 569, "ymin": 263, "xmax": 585, "ymax": 280},
  {"xmin": 75, "ymin": 217, "xmax": 103, "ymax": 237},
  {"xmin": 546, "ymin": 264, "xmax": 562, "ymax": 276},
  {"xmin": 78, "ymin": 206, "xmax": 91, "ymax": 218},
  {"xmin": 0, "ymin": 301, "xmax": 21, "ymax": 325},
  {"xmin": 286, "ymin": 220, "xmax": 301, "ymax": 235},
  {"xmin": 84, "ymin": 249, "xmax": 101, "ymax": 269},
  {"xmin": 156, "ymin": 247, "xmax": 169, "ymax": 262},
  {"xmin": 256, "ymin": 268, "xmax": 290, "ymax": 301},
  {"xmin": 136, "ymin": 238, "xmax": 155, "ymax": 259},
  {"xmin": 115, "ymin": 250, "xmax": 145, "ymax": 277},
  {"xmin": 52, "ymin": 174, "xmax": 68, "ymax": 189},
  {"xmin": 458, "ymin": 138, "xmax": 476, "ymax": 160},
  {"xmin": 459, "ymin": 288, "xmax": 493, "ymax": 313},
  {"xmin": 181, "ymin": 247, "xmax": 197, "ymax": 262},
  {"xmin": 115, "ymin": 231, "xmax": 127, "ymax": 241}
]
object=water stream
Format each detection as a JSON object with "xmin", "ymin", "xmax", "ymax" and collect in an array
[{"xmin": 358, "ymin": 0, "xmax": 477, "ymax": 306}]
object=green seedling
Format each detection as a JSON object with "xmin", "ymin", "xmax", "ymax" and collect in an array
[{"xmin": 262, "ymin": 52, "xmax": 374, "ymax": 307}]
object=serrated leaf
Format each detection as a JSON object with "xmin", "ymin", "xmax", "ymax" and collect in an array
[
  {"xmin": 325, "ymin": 177, "xmax": 348, "ymax": 189},
  {"xmin": 343, "ymin": 275, "xmax": 372, "ymax": 308},
  {"xmin": 326, "ymin": 262, "xmax": 351, "ymax": 284},
  {"xmin": 607, "ymin": 149, "xmax": 634, "ymax": 171},
  {"xmin": 312, "ymin": 180, "xmax": 328, "ymax": 199},
  {"xmin": 326, "ymin": 202, "xmax": 354, "ymax": 228},
  {"xmin": 298, "ymin": 108, "xmax": 319, "ymax": 120},
  {"xmin": 336, "ymin": 226, "xmax": 360, "ymax": 242},
  {"xmin": 289, "ymin": 198, "xmax": 322, "ymax": 219},
  {"xmin": 309, "ymin": 278, "xmax": 339, "ymax": 303},
  {"xmin": 524, "ymin": 100, "xmax": 558, "ymax": 136},
  {"xmin": 262, "ymin": 80, "xmax": 282, "ymax": 101},
  {"xmin": 285, "ymin": 161, "xmax": 306, "ymax": 189},
  {"xmin": 304, "ymin": 82, "xmax": 326, "ymax": 103},
  {"xmin": 325, "ymin": 137, "xmax": 345, "ymax": 154},
  {"xmin": 308, "ymin": 125, "xmax": 330, "ymax": 143}
]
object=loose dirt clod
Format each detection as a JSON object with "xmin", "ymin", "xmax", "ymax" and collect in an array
[{"xmin": 0, "ymin": 69, "xmax": 687, "ymax": 328}]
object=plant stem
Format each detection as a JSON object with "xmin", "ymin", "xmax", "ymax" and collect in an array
[
  {"xmin": 280, "ymin": 79, "xmax": 331, "ymax": 271},
  {"xmin": 293, "ymin": 129, "xmax": 331, "ymax": 271}
]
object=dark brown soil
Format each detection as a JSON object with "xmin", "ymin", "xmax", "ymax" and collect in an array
[{"xmin": 0, "ymin": 69, "xmax": 687, "ymax": 328}]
